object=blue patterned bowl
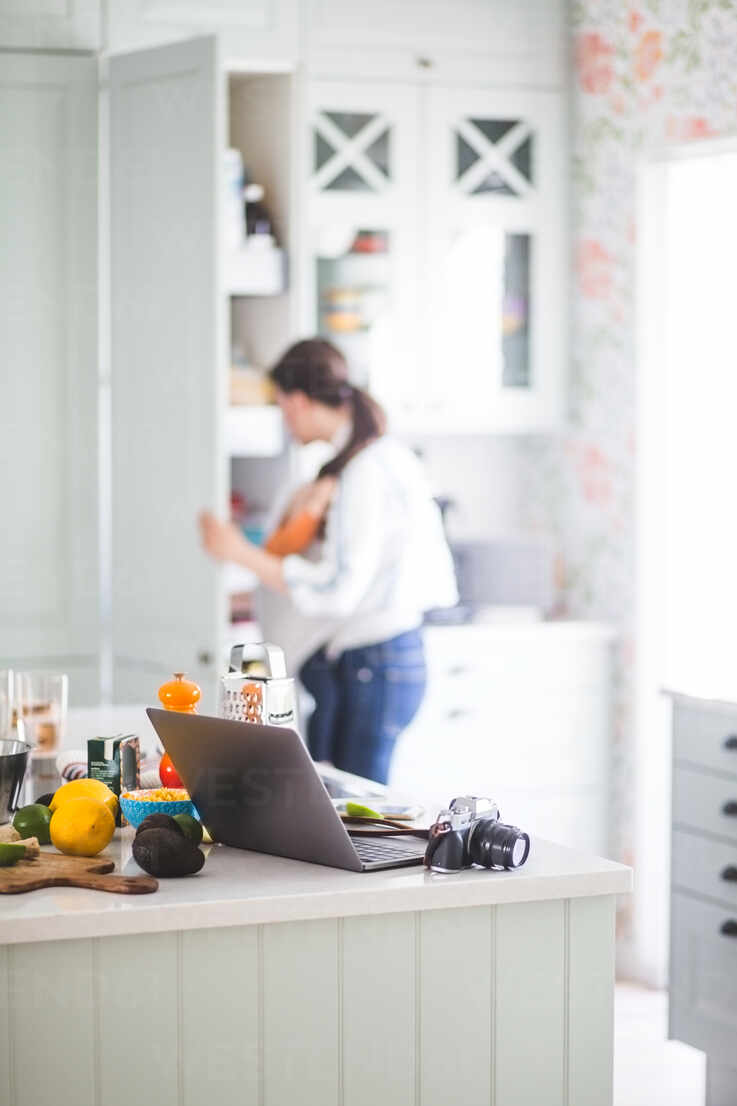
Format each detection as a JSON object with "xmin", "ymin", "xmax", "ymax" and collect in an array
[{"xmin": 120, "ymin": 789, "xmax": 195, "ymax": 828}]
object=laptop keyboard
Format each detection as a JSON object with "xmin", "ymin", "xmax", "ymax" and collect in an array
[{"xmin": 351, "ymin": 837, "xmax": 426, "ymax": 865}]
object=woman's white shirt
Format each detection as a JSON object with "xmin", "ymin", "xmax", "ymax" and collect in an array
[{"xmin": 281, "ymin": 436, "xmax": 458, "ymax": 659}]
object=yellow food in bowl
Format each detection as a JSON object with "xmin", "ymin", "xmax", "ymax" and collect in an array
[{"xmin": 122, "ymin": 788, "xmax": 190, "ymax": 802}]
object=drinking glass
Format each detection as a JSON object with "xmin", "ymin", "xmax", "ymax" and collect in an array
[
  {"xmin": 15, "ymin": 672, "xmax": 68, "ymax": 752},
  {"xmin": 0, "ymin": 670, "xmax": 12, "ymax": 740}
]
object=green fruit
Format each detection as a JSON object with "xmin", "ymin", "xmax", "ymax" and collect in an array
[
  {"xmin": 13, "ymin": 804, "xmax": 52, "ymax": 845},
  {"xmin": 135, "ymin": 813, "xmax": 183, "ymax": 837},
  {"xmin": 173, "ymin": 813, "xmax": 203, "ymax": 845},
  {"xmin": 0, "ymin": 843, "xmax": 26, "ymax": 867},
  {"xmin": 132, "ymin": 828, "xmax": 204, "ymax": 877},
  {"xmin": 345, "ymin": 801, "xmax": 383, "ymax": 820}
]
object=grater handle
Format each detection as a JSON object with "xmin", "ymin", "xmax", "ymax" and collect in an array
[{"xmin": 229, "ymin": 642, "xmax": 287, "ymax": 679}]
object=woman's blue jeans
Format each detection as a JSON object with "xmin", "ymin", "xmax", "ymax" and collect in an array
[{"xmin": 299, "ymin": 629, "xmax": 427, "ymax": 785}]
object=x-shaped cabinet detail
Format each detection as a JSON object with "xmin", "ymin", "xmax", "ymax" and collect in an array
[{"xmin": 312, "ymin": 109, "xmax": 392, "ymax": 193}]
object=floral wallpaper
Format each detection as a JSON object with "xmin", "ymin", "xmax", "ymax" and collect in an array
[{"xmin": 520, "ymin": 0, "xmax": 737, "ymax": 883}]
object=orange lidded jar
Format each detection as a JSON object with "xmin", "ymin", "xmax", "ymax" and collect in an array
[
  {"xmin": 157, "ymin": 673, "xmax": 201, "ymax": 788},
  {"xmin": 158, "ymin": 672, "xmax": 201, "ymax": 714}
]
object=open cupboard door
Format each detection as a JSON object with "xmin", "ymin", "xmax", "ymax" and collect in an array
[{"xmin": 110, "ymin": 36, "xmax": 226, "ymax": 710}]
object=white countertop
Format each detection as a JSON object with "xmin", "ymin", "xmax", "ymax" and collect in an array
[{"xmin": 0, "ymin": 831, "xmax": 631, "ymax": 946}]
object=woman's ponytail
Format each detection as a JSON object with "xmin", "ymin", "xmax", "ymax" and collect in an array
[{"xmin": 269, "ymin": 339, "xmax": 386, "ymax": 478}]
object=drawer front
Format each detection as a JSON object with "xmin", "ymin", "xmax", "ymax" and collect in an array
[
  {"xmin": 423, "ymin": 628, "xmax": 611, "ymax": 692},
  {"xmin": 673, "ymin": 765, "xmax": 737, "ymax": 843},
  {"xmin": 674, "ymin": 701, "xmax": 737, "ymax": 778},
  {"xmin": 402, "ymin": 687, "xmax": 609, "ymax": 789},
  {"xmin": 670, "ymin": 892, "xmax": 737, "ymax": 1064},
  {"xmin": 672, "ymin": 828, "xmax": 737, "ymax": 909}
]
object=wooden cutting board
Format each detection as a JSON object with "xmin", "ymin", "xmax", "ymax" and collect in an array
[{"xmin": 0, "ymin": 851, "xmax": 158, "ymax": 894}]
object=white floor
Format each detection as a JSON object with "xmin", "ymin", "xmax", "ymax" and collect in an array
[{"xmin": 615, "ymin": 984, "xmax": 706, "ymax": 1106}]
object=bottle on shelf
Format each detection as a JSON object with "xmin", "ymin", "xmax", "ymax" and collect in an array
[{"xmin": 244, "ymin": 183, "xmax": 274, "ymax": 245}]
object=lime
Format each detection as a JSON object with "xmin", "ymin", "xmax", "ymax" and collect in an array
[
  {"xmin": 173, "ymin": 812, "xmax": 203, "ymax": 845},
  {"xmin": 345, "ymin": 801, "xmax": 383, "ymax": 820},
  {"xmin": 13, "ymin": 804, "xmax": 52, "ymax": 845},
  {"xmin": 0, "ymin": 843, "xmax": 26, "ymax": 867}
]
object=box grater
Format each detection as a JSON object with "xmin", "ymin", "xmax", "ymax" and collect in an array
[{"xmin": 218, "ymin": 642, "xmax": 297, "ymax": 729}]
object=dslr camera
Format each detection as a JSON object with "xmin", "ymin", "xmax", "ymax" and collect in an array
[{"xmin": 424, "ymin": 796, "xmax": 530, "ymax": 873}]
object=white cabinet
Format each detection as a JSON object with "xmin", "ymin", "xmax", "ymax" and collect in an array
[
  {"xmin": 421, "ymin": 86, "xmax": 567, "ymax": 431},
  {"xmin": 0, "ymin": 54, "xmax": 99, "ymax": 705},
  {"xmin": 390, "ymin": 623, "xmax": 614, "ymax": 855},
  {"xmin": 108, "ymin": 39, "xmax": 296, "ymax": 709},
  {"xmin": 107, "ymin": 0, "xmax": 299, "ymax": 66},
  {"xmin": 300, "ymin": 81, "xmax": 421, "ymax": 419},
  {"xmin": 0, "ymin": 0, "xmax": 100, "ymax": 49},
  {"xmin": 302, "ymin": 79, "xmax": 567, "ymax": 432},
  {"xmin": 305, "ymin": 0, "xmax": 568, "ymax": 86},
  {"xmin": 109, "ymin": 37, "xmax": 227, "ymax": 711}
]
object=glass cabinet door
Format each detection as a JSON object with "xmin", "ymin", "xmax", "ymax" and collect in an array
[
  {"xmin": 303, "ymin": 82, "xmax": 420, "ymax": 423},
  {"xmin": 314, "ymin": 226, "xmax": 392, "ymax": 389},
  {"xmin": 424, "ymin": 87, "xmax": 566, "ymax": 430}
]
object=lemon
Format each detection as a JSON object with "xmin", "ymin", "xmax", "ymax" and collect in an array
[
  {"xmin": 50, "ymin": 797, "xmax": 115, "ymax": 857},
  {"xmin": 50, "ymin": 778, "xmax": 118, "ymax": 820}
]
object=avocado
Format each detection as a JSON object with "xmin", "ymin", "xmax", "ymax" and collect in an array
[
  {"xmin": 173, "ymin": 812, "xmax": 203, "ymax": 845},
  {"xmin": 135, "ymin": 813, "xmax": 184, "ymax": 837},
  {"xmin": 35, "ymin": 792, "xmax": 55, "ymax": 808},
  {"xmin": 132, "ymin": 827, "xmax": 204, "ymax": 877}
]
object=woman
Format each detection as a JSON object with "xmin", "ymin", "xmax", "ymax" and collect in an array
[{"xmin": 200, "ymin": 338, "xmax": 457, "ymax": 784}]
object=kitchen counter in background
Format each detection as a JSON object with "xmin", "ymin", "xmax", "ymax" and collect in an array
[{"xmin": 391, "ymin": 620, "xmax": 616, "ymax": 856}]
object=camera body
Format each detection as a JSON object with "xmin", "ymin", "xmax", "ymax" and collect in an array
[{"xmin": 425, "ymin": 795, "xmax": 530, "ymax": 873}]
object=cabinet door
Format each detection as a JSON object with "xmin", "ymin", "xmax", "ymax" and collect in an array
[
  {"xmin": 110, "ymin": 36, "xmax": 226, "ymax": 709},
  {"xmin": 107, "ymin": 0, "xmax": 298, "ymax": 66},
  {"xmin": 302, "ymin": 81, "xmax": 420, "ymax": 425},
  {"xmin": 0, "ymin": 0, "xmax": 99, "ymax": 49},
  {"xmin": 0, "ymin": 54, "xmax": 99, "ymax": 704},
  {"xmin": 305, "ymin": 0, "xmax": 567, "ymax": 87},
  {"xmin": 423, "ymin": 86, "xmax": 567, "ymax": 432}
]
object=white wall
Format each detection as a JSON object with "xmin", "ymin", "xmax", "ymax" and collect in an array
[{"xmin": 403, "ymin": 435, "xmax": 530, "ymax": 541}]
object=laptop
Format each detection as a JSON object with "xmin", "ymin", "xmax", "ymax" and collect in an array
[{"xmin": 146, "ymin": 708, "xmax": 427, "ymax": 872}]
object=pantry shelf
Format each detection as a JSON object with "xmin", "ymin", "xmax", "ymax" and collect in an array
[
  {"xmin": 225, "ymin": 405, "xmax": 284, "ymax": 457},
  {"xmin": 225, "ymin": 245, "xmax": 286, "ymax": 296}
]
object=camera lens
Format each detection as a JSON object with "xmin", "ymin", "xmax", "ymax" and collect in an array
[{"xmin": 469, "ymin": 818, "xmax": 530, "ymax": 870}]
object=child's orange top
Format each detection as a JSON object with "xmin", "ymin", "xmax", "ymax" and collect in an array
[{"xmin": 265, "ymin": 510, "xmax": 321, "ymax": 557}]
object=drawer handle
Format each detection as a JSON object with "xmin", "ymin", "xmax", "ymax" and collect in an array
[
  {"xmin": 723, "ymin": 801, "xmax": 737, "ymax": 817},
  {"xmin": 724, "ymin": 735, "xmax": 737, "ymax": 750},
  {"xmin": 721, "ymin": 865, "xmax": 737, "ymax": 883},
  {"xmin": 449, "ymin": 665, "xmax": 468, "ymax": 677},
  {"xmin": 720, "ymin": 919, "xmax": 737, "ymax": 937},
  {"xmin": 446, "ymin": 708, "xmax": 470, "ymax": 721}
]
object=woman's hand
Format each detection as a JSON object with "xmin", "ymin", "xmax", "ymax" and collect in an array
[
  {"xmin": 199, "ymin": 510, "xmax": 286, "ymax": 594},
  {"xmin": 199, "ymin": 511, "xmax": 249, "ymax": 562}
]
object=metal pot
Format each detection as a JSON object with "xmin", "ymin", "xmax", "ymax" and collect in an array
[{"xmin": 0, "ymin": 739, "xmax": 31, "ymax": 824}]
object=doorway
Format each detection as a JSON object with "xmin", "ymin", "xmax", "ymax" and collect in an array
[{"xmin": 635, "ymin": 140, "xmax": 737, "ymax": 986}]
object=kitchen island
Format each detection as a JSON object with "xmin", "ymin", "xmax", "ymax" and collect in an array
[{"xmin": 0, "ymin": 827, "xmax": 630, "ymax": 1106}]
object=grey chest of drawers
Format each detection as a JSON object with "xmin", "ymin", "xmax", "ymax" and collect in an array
[{"xmin": 670, "ymin": 693, "xmax": 737, "ymax": 1106}]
